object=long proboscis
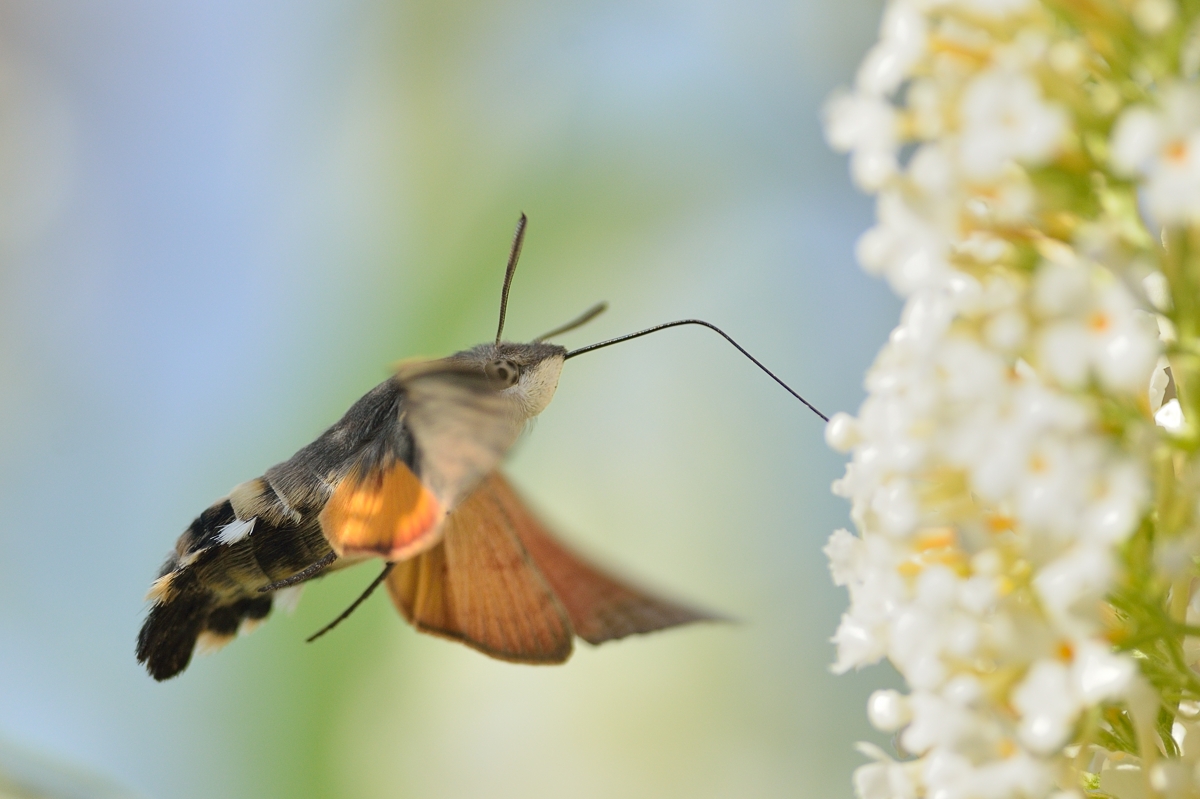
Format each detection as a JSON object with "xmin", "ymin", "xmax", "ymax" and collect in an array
[{"xmin": 566, "ymin": 319, "xmax": 828, "ymax": 422}]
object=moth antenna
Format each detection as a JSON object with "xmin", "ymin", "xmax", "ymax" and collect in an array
[
  {"xmin": 565, "ymin": 319, "xmax": 828, "ymax": 422},
  {"xmin": 495, "ymin": 213, "xmax": 528, "ymax": 344},
  {"xmin": 533, "ymin": 301, "xmax": 608, "ymax": 342},
  {"xmin": 306, "ymin": 563, "xmax": 395, "ymax": 643},
  {"xmin": 258, "ymin": 551, "xmax": 337, "ymax": 593}
]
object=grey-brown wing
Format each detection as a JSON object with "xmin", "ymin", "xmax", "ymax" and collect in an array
[{"xmin": 396, "ymin": 360, "xmax": 522, "ymax": 514}]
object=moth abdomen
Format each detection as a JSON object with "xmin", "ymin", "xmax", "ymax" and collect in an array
[
  {"xmin": 136, "ymin": 560, "xmax": 214, "ymax": 681},
  {"xmin": 137, "ymin": 563, "xmax": 276, "ymax": 680},
  {"xmin": 137, "ymin": 380, "xmax": 412, "ymax": 681},
  {"xmin": 138, "ymin": 492, "xmax": 337, "ymax": 681},
  {"xmin": 203, "ymin": 594, "xmax": 273, "ymax": 638}
]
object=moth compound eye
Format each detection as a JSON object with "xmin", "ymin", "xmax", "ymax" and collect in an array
[{"xmin": 485, "ymin": 358, "xmax": 520, "ymax": 387}]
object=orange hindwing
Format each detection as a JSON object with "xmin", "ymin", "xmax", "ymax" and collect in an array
[{"xmin": 319, "ymin": 459, "xmax": 443, "ymax": 561}]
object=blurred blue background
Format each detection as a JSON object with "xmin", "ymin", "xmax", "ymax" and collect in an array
[{"xmin": 0, "ymin": 1, "xmax": 900, "ymax": 797}]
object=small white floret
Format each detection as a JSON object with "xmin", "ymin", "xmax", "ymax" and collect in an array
[
  {"xmin": 867, "ymin": 689, "xmax": 911, "ymax": 732},
  {"xmin": 1012, "ymin": 659, "xmax": 1079, "ymax": 754},
  {"xmin": 831, "ymin": 613, "xmax": 886, "ymax": 673},
  {"xmin": 1033, "ymin": 545, "xmax": 1115, "ymax": 626},
  {"xmin": 959, "ymin": 69, "xmax": 1067, "ymax": 180},
  {"xmin": 852, "ymin": 749, "xmax": 917, "ymax": 799},
  {"xmin": 1156, "ymin": 398, "xmax": 1184, "ymax": 431},
  {"xmin": 1073, "ymin": 640, "xmax": 1135, "ymax": 703},
  {"xmin": 823, "ymin": 92, "xmax": 897, "ymax": 153},
  {"xmin": 824, "ymin": 528, "xmax": 862, "ymax": 586},
  {"xmin": 1143, "ymin": 271, "xmax": 1172, "ymax": 311},
  {"xmin": 1110, "ymin": 106, "xmax": 1162, "ymax": 175},
  {"xmin": 825, "ymin": 412, "xmax": 861, "ymax": 452}
]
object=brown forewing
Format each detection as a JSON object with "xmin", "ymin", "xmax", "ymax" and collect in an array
[{"xmin": 487, "ymin": 473, "xmax": 718, "ymax": 644}]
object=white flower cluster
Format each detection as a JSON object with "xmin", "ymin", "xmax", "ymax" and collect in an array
[
  {"xmin": 825, "ymin": 273, "xmax": 1155, "ymax": 797},
  {"xmin": 823, "ymin": 1, "xmax": 1200, "ymax": 797}
]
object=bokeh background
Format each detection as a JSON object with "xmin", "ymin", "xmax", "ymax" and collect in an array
[{"xmin": 0, "ymin": 1, "xmax": 901, "ymax": 797}]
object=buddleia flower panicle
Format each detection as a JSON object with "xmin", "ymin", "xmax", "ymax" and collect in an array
[{"xmin": 824, "ymin": 1, "xmax": 1200, "ymax": 797}]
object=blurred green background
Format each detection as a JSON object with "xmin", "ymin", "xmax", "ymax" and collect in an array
[{"xmin": 0, "ymin": 1, "xmax": 900, "ymax": 797}]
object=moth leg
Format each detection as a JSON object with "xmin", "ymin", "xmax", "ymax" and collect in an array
[
  {"xmin": 306, "ymin": 563, "xmax": 395, "ymax": 643},
  {"xmin": 258, "ymin": 550, "xmax": 338, "ymax": 593}
]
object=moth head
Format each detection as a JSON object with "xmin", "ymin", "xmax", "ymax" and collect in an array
[
  {"xmin": 435, "ymin": 215, "xmax": 601, "ymax": 422},
  {"xmin": 451, "ymin": 341, "xmax": 567, "ymax": 419}
]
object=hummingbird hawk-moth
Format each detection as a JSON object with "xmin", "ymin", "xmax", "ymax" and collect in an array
[{"xmin": 137, "ymin": 215, "xmax": 826, "ymax": 681}]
